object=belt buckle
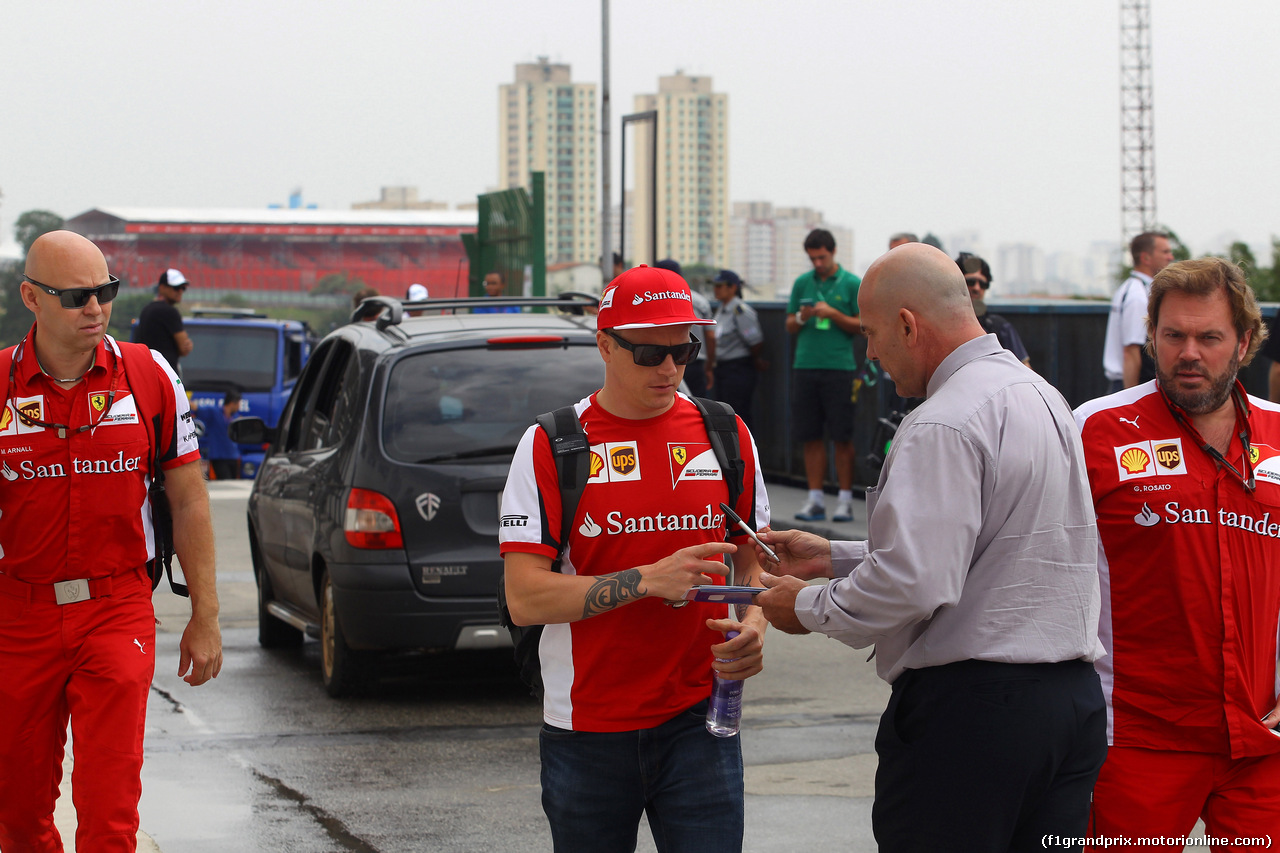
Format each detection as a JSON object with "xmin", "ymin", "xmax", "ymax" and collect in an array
[{"xmin": 53, "ymin": 579, "xmax": 91, "ymax": 605}]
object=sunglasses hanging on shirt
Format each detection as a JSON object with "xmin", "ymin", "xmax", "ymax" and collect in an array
[
  {"xmin": 2, "ymin": 341, "xmax": 120, "ymax": 439},
  {"xmin": 1162, "ymin": 383, "xmax": 1255, "ymax": 493}
]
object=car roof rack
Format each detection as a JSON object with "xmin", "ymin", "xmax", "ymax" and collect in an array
[
  {"xmin": 350, "ymin": 294, "xmax": 599, "ymax": 330},
  {"xmin": 191, "ymin": 308, "xmax": 269, "ymax": 319}
]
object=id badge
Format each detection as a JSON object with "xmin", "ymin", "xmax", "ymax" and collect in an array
[{"xmin": 816, "ymin": 317, "xmax": 831, "ymax": 330}]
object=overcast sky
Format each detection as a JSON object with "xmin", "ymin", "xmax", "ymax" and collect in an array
[{"xmin": 3, "ymin": 0, "xmax": 1277, "ymax": 273}]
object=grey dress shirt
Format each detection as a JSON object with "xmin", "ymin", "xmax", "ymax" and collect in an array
[
  {"xmin": 712, "ymin": 296, "xmax": 764, "ymax": 361},
  {"xmin": 795, "ymin": 334, "xmax": 1104, "ymax": 683}
]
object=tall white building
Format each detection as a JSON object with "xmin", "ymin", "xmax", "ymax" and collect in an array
[
  {"xmin": 499, "ymin": 59, "xmax": 597, "ymax": 265},
  {"xmin": 997, "ymin": 243, "xmax": 1047, "ymax": 296},
  {"xmin": 632, "ymin": 72, "xmax": 728, "ymax": 267},
  {"xmin": 728, "ymin": 202, "xmax": 853, "ymax": 298}
]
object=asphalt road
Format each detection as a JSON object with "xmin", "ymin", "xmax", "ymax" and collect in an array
[{"xmin": 55, "ymin": 480, "xmax": 887, "ymax": 852}]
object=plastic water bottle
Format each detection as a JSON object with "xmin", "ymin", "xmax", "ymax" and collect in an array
[{"xmin": 706, "ymin": 631, "xmax": 743, "ymax": 737}]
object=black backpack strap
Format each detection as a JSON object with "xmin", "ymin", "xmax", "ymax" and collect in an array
[
  {"xmin": 691, "ymin": 396, "xmax": 744, "ymax": 510},
  {"xmin": 499, "ymin": 406, "xmax": 588, "ymax": 698},
  {"xmin": 117, "ymin": 342, "xmax": 189, "ymax": 597},
  {"xmin": 535, "ymin": 405, "xmax": 591, "ymax": 559}
]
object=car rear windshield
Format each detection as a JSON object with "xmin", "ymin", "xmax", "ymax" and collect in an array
[
  {"xmin": 382, "ymin": 343, "xmax": 604, "ymax": 463},
  {"xmin": 183, "ymin": 326, "xmax": 278, "ymax": 391}
]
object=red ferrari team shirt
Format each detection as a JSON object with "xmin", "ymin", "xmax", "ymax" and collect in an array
[
  {"xmin": 0, "ymin": 330, "xmax": 200, "ymax": 585},
  {"xmin": 1075, "ymin": 381, "xmax": 1280, "ymax": 759},
  {"xmin": 499, "ymin": 393, "xmax": 770, "ymax": 732}
]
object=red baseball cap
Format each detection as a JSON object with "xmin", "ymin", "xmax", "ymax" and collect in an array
[{"xmin": 596, "ymin": 265, "xmax": 715, "ymax": 330}]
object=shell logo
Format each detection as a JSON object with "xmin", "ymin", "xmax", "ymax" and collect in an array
[
  {"xmin": 589, "ymin": 452, "xmax": 605, "ymax": 478},
  {"xmin": 1120, "ymin": 446, "xmax": 1151, "ymax": 474}
]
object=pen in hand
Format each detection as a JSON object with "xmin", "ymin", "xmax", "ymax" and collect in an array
[{"xmin": 719, "ymin": 502, "xmax": 780, "ymax": 564}]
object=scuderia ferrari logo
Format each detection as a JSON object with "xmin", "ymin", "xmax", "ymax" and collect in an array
[
  {"xmin": 90, "ymin": 393, "xmax": 107, "ymax": 413},
  {"xmin": 668, "ymin": 442, "xmax": 722, "ymax": 486}
]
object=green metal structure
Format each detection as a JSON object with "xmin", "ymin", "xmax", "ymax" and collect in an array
[{"xmin": 461, "ymin": 172, "xmax": 546, "ymax": 298}]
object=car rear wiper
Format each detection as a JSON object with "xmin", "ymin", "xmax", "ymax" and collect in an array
[{"xmin": 416, "ymin": 445, "xmax": 521, "ymax": 464}]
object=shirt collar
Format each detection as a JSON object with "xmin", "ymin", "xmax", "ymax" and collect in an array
[
  {"xmin": 926, "ymin": 334, "xmax": 1004, "ymax": 398},
  {"xmin": 15, "ymin": 324, "xmax": 112, "ymax": 386}
]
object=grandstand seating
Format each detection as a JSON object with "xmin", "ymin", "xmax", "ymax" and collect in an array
[{"xmin": 101, "ymin": 236, "xmax": 470, "ymax": 298}]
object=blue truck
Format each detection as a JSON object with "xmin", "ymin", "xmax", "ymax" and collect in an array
[{"xmin": 182, "ymin": 310, "xmax": 313, "ymax": 479}]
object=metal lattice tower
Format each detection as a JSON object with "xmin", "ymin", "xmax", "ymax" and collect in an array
[{"xmin": 1120, "ymin": 0, "xmax": 1155, "ymax": 243}]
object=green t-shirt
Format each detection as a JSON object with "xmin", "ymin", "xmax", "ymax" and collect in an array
[{"xmin": 787, "ymin": 266, "xmax": 861, "ymax": 370}]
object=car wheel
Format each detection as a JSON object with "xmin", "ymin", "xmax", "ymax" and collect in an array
[
  {"xmin": 251, "ymin": 526, "xmax": 303, "ymax": 649},
  {"xmin": 321, "ymin": 570, "xmax": 366, "ymax": 697}
]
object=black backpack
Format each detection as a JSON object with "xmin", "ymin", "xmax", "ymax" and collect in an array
[{"xmin": 497, "ymin": 397, "xmax": 745, "ymax": 698}]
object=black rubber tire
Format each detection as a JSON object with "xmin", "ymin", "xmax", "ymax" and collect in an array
[{"xmin": 320, "ymin": 570, "xmax": 366, "ymax": 697}]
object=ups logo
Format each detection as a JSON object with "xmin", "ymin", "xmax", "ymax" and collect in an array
[
  {"xmin": 1154, "ymin": 443, "xmax": 1181, "ymax": 471},
  {"xmin": 610, "ymin": 446, "xmax": 637, "ymax": 476},
  {"xmin": 17, "ymin": 401, "xmax": 41, "ymax": 424}
]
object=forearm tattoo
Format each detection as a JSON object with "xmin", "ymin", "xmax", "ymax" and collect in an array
[{"xmin": 582, "ymin": 569, "xmax": 645, "ymax": 619}]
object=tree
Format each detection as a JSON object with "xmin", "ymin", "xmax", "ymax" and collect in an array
[
  {"xmin": 14, "ymin": 210, "xmax": 64, "ymax": 256},
  {"xmin": 310, "ymin": 272, "xmax": 366, "ymax": 296},
  {"xmin": 0, "ymin": 210, "xmax": 66, "ymax": 347}
]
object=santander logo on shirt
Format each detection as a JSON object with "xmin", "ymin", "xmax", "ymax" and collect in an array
[{"xmin": 578, "ymin": 504, "xmax": 726, "ymax": 539}]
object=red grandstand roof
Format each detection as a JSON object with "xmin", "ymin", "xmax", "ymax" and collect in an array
[{"xmin": 67, "ymin": 206, "xmax": 477, "ymax": 239}]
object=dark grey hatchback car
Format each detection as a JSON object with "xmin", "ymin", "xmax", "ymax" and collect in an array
[{"xmin": 230, "ymin": 296, "xmax": 603, "ymax": 695}]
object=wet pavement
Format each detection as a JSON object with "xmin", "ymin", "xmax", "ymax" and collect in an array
[{"xmin": 54, "ymin": 479, "xmax": 894, "ymax": 852}]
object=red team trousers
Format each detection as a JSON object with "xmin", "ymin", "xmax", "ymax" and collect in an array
[
  {"xmin": 0, "ymin": 568, "xmax": 156, "ymax": 853},
  {"xmin": 1091, "ymin": 745, "xmax": 1280, "ymax": 846}
]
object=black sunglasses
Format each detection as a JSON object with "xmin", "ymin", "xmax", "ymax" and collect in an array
[
  {"xmin": 23, "ymin": 274, "xmax": 121, "ymax": 308},
  {"xmin": 964, "ymin": 276, "xmax": 990, "ymax": 290},
  {"xmin": 606, "ymin": 330, "xmax": 701, "ymax": 367}
]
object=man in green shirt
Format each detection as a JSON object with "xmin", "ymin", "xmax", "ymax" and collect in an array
[{"xmin": 786, "ymin": 229, "xmax": 862, "ymax": 522}]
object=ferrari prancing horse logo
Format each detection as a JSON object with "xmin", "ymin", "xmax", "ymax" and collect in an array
[
  {"xmin": 672, "ymin": 446, "xmax": 687, "ymax": 466},
  {"xmin": 90, "ymin": 393, "xmax": 107, "ymax": 413}
]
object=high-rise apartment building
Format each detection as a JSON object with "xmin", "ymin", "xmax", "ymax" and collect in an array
[
  {"xmin": 632, "ymin": 72, "xmax": 728, "ymax": 268},
  {"xmin": 499, "ymin": 59, "xmax": 597, "ymax": 265},
  {"xmin": 729, "ymin": 202, "xmax": 854, "ymax": 298}
]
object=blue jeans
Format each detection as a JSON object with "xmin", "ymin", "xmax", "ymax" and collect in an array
[{"xmin": 540, "ymin": 699, "xmax": 744, "ymax": 853}]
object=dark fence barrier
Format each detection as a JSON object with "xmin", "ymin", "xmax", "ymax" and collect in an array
[{"xmin": 744, "ymin": 300, "xmax": 1275, "ymax": 488}]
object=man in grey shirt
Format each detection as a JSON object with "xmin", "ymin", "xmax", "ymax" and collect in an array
[{"xmin": 756, "ymin": 243, "xmax": 1106, "ymax": 852}]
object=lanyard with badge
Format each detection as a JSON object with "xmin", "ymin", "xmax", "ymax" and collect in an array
[
  {"xmin": 2, "ymin": 340, "xmax": 120, "ymax": 439},
  {"xmin": 1162, "ymin": 382, "xmax": 1255, "ymax": 493},
  {"xmin": 812, "ymin": 279, "xmax": 836, "ymax": 331}
]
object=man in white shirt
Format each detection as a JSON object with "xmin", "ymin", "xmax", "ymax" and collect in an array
[{"xmin": 1102, "ymin": 232, "xmax": 1175, "ymax": 391}]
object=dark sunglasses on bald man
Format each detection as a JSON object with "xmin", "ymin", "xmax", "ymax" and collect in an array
[
  {"xmin": 23, "ymin": 274, "xmax": 121, "ymax": 308},
  {"xmin": 605, "ymin": 330, "xmax": 701, "ymax": 366}
]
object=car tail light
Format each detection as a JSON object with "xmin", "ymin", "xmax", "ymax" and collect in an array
[
  {"xmin": 344, "ymin": 488, "xmax": 404, "ymax": 549},
  {"xmin": 486, "ymin": 335, "xmax": 569, "ymax": 348}
]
